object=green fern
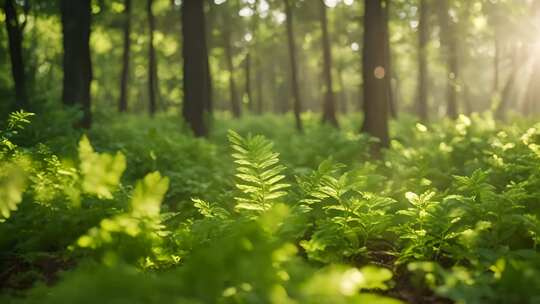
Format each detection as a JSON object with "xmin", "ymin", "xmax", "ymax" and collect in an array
[
  {"xmin": 228, "ymin": 130, "xmax": 289, "ymax": 213},
  {"xmin": 0, "ymin": 163, "xmax": 27, "ymax": 222}
]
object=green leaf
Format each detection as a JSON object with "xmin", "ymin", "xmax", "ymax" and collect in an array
[
  {"xmin": 0, "ymin": 163, "xmax": 26, "ymax": 222},
  {"xmin": 79, "ymin": 135, "xmax": 126, "ymax": 199},
  {"xmin": 131, "ymin": 172, "xmax": 169, "ymax": 218}
]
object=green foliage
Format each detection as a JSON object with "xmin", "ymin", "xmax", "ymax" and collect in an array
[
  {"xmin": 76, "ymin": 172, "xmax": 169, "ymax": 264},
  {"xmin": 0, "ymin": 163, "xmax": 27, "ymax": 222},
  {"xmin": 78, "ymin": 135, "xmax": 126, "ymax": 200},
  {"xmin": 228, "ymin": 130, "xmax": 289, "ymax": 213},
  {"xmin": 2, "ymin": 112, "xmax": 540, "ymax": 304},
  {"xmin": 298, "ymin": 160, "xmax": 395, "ymax": 263}
]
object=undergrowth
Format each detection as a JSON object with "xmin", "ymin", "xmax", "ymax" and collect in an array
[{"xmin": 1, "ymin": 111, "xmax": 540, "ymax": 303}]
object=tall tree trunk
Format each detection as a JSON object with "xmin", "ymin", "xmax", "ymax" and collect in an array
[
  {"xmin": 3, "ymin": 0, "xmax": 28, "ymax": 110},
  {"xmin": 319, "ymin": 0, "xmax": 338, "ymax": 127},
  {"xmin": 182, "ymin": 0, "xmax": 209, "ymax": 137},
  {"xmin": 337, "ymin": 65, "xmax": 348, "ymax": 114},
  {"xmin": 252, "ymin": 0, "xmax": 263, "ymax": 115},
  {"xmin": 361, "ymin": 0, "xmax": 389, "ymax": 153},
  {"xmin": 270, "ymin": 63, "xmax": 281, "ymax": 113},
  {"xmin": 119, "ymin": 0, "xmax": 132, "ymax": 113},
  {"xmin": 204, "ymin": 50, "xmax": 213, "ymax": 113},
  {"xmin": 147, "ymin": 0, "xmax": 158, "ymax": 116},
  {"xmin": 496, "ymin": 46, "xmax": 521, "ymax": 120},
  {"xmin": 245, "ymin": 53, "xmax": 253, "ymax": 112},
  {"xmin": 523, "ymin": 58, "xmax": 540, "ymax": 115},
  {"xmin": 255, "ymin": 60, "xmax": 263, "ymax": 114},
  {"xmin": 522, "ymin": 2, "xmax": 540, "ymax": 116},
  {"xmin": 223, "ymin": 26, "xmax": 241, "ymax": 118},
  {"xmin": 438, "ymin": 0, "xmax": 458, "ymax": 119},
  {"xmin": 284, "ymin": 0, "xmax": 303, "ymax": 132},
  {"xmin": 205, "ymin": 0, "xmax": 214, "ymax": 113},
  {"xmin": 417, "ymin": 0, "xmax": 428, "ymax": 122},
  {"xmin": 493, "ymin": 35, "xmax": 500, "ymax": 93},
  {"xmin": 463, "ymin": 84, "xmax": 472, "ymax": 115},
  {"xmin": 383, "ymin": 0, "xmax": 396, "ymax": 119},
  {"xmin": 61, "ymin": 0, "xmax": 92, "ymax": 128}
]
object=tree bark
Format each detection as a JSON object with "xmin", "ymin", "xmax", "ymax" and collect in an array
[
  {"xmin": 495, "ymin": 47, "xmax": 521, "ymax": 120},
  {"xmin": 3, "ymin": 0, "xmax": 28, "ymax": 110},
  {"xmin": 361, "ymin": 0, "xmax": 390, "ymax": 154},
  {"xmin": 245, "ymin": 53, "xmax": 253, "ymax": 112},
  {"xmin": 522, "ymin": 2, "xmax": 540, "ymax": 116},
  {"xmin": 223, "ymin": 24, "xmax": 241, "ymax": 118},
  {"xmin": 383, "ymin": 0, "xmax": 396, "ymax": 119},
  {"xmin": 284, "ymin": 0, "xmax": 303, "ymax": 132},
  {"xmin": 417, "ymin": 0, "xmax": 428, "ymax": 121},
  {"xmin": 147, "ymin": 0, "xmax": 158, "ymax": 116},
  {"xmin": 523, "ymin": 58, "xmax": 540, "ymax": 115},
  {"xmin": 438, "ymin": 0, "xmax": 458, "ymax": 119},
  {"xmin": 119, "ymin": 0, "xmax": 132, "ymax": 112},
  {"xmin": 3, "ymin": 0, "xmax": 27, "ymax": 110},
  {"xmin": 337, "ymin": 65, "xmax": 348, "ymax": 114},
  {"xmin": 255, "ymin": 60, "xmax": 263, "ymax": 114},
  {"xmin": 182, "ymin": 0, "xmax": 210, "ymax": 137},
  {"xmin": 319, "ymin": 0, "xmax": 338, "ymax": 127},
  {"xmin": 61, "ymin": 0, "xmax": 92, "ymax": 128},
  {"xmin": 493, "ymin": 35, "xmax": 500, "ymax": 93},
  {"xmin": 205, "ymin": 0, "xmax": 214, "ymax": 113}
]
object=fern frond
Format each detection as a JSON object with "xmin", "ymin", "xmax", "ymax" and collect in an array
[{"xmin": 228, "ymin": 130, "xmax": 289, "ymax": 213}]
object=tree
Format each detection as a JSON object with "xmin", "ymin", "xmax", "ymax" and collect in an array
[
  {"xmin": 319, "ymin": 0, "xmax": 338, "ymax": 127},
  {"xmin": 3, "ymin": 0, "xmax": 28, "ymax": 110},
  {"xmin": 496, "ymin": 45, "xmax": 522, "ymax": 120},
  {"xmin": 417, "ymin": 0, "xmax": 429, "ymax": 121},
  {"xmin": 522, "ymin": 1, "xmax": 540, "ymax": 115},
  {"xmin": 252, "ymin": 0, "xmax": 264, "ymax": 115},
  {"xmin": 119, "ymin": 0, "xmax": 132, "ymax": 113},
  {"xmin": 437, "ymin": 0, "xmax": 458, "ymax": 119},
  {"xmin": 283, "ymin": 0, "xmax": 303, "ymax": 132},
  {"xmin": 245, "ymin": 53, "xmax": 253, "ymax": 113},
  {"xmin": 181, "ymin": 0, "xmax": 210, "ymax": 137},
  {"xmin": 147, "ymin": 0, "xmax": 158, "ymax": 116},
  {"xmin": 61, "ymin": 0, "xmax": 93, "ymax": 128},
  {"xmin": 361, "ymin": 0, "xmax": 389, "ymax": 153},
  {"xmin": 383, "ymin": 0, "xmax": 396, "ymax": 119},
  {"xmin": 223, "ymin": 14, "xmax": 241, "ymax": 118}
]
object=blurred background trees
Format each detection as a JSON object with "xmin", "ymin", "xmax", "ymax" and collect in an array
[{"xmin": 0, "ymin": 0, "xmax": 538, "ymax": 150}]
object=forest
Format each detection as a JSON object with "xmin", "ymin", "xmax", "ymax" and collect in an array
[{"xmin": 1, "ymin": 0, "xmax": 540, "ymax": 303}]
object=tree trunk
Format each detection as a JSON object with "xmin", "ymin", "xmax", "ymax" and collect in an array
[
  {"xmin": 417, "ymin": 0, "xmax": 428, "ymax": 122},
  {"xmin": 147, "ymin": 0, "xmax": 158, "ymax": 116},
  {"xmin": 496, "ymin": 47, "xmax": 521, "ymax": 120},
  {"xmin": 119, "ymin": 0, "xmax": 132, "ymax": 112},
  {"xmin": 319, "ymin": 0, "xmax": 338, "ymax": 127},
  {"xmin": 522, "ymin": 2, "xmax": 540, "ymax": 116},
  {"xmin": 383, "ymin": 0, "xmax": 396, "ymax": 119},
  {"xmin": 438, "ymin": 0, "xmax": 458, "ymax": 119},
  {"xmin": 255, "ymin": 60, "xmax": 263, "ymax": 114},
  {"xmin": 61, "ymin": 0, "xmax": 92, "ymax": 128},
  {"xmin": 245, "ymin": 53, "xmax": 253, "ymax": 112},
  {"xmin": 205, "ymin": 0, "xmax": 214, "ymax": 113},
  {"xmin": 181, "ymin": 0, "xmax": 210, "ymax": 137},
  {"xmin": 493, "ymin": 35, "xmax": 500, "ymax": 93},
  {"xmin": 523, "ymin": 58, "xmax": 540, "ymax": 115},
  {"xmin": 253, "ymin": 0, "xmax": 263, "ymax": 115},
  {"xmin": 284, "ymin": 0, "xmax": 303, "ymax": 132},
  {"xmin": 337, "ymin": 65, "xmax": 348, "ymax": 114},
  {"xmin": 3, "ymin": 0, "xmax": 28, "ymax": 110},
  {"xmin": 361, "ymin": 0, "xmax": 390, "ymax": 154},
  {"xmin": 204, "ymin": 50, "xmax": 213, "ymax": 113},
  {"xmin": 223, "ymin": 26, "xmax": 241, "ymax": 118}
]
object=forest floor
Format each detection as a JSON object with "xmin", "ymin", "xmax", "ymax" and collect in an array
[{"xmin": 1, "ymin": 111, "xmax": 540, "ymax": 303}]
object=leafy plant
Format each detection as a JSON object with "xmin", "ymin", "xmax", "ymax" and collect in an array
[{"xmin": 228, "ymin": 130, "xmax": 289, "ymax": 213}]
